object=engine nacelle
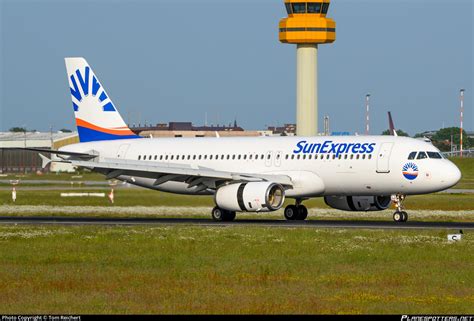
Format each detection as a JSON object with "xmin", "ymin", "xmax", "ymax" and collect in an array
[
  {"xmin": 215, "ymin": 182, "xmax": 285, "ymax": 212},
  {"xmin": 324, "ymin": 195, "xmax": 392, "ymax": 212}
]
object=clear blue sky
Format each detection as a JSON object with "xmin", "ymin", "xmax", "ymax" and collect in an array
[{"xmin": 0, "ymin": 0, "xmax": 472, "ymax": 135}]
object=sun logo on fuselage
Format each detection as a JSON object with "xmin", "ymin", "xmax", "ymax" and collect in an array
[
  {"xmin": 69, "ymin": 67, "xmax": 116, "ymax": 112},
  {"xmin": 402, "ymin": 162, "xmax": 419, "ymax": 180}
]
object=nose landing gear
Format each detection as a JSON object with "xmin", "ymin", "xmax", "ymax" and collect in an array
[
  {"xmin": 392, "ymin": 194, "xmax": 408, "ymax": 222},
  {"xmin": 284, "ymin": 199, "xmax": 308, "ymax": 221}
]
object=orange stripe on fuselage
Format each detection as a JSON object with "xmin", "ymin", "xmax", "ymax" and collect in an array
[{"xmin": 75, "ymin": 118, "xmax": 135, "ymax": 136}]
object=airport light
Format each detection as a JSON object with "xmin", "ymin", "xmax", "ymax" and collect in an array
[
  {"xmin": 365, "ymin": 94, "xmax": 371, "ymax": 135},
  {"xmin": 279, "ymin": 0, "xmax": 336, "ymax": 136},
  {"xmin": 460, "ymin": 89, "xmax": 464, "ymax": 158}
]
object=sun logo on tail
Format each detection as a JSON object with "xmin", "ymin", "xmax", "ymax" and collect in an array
[
  {"xmin": 402, "ymin": 162, "xmax": 419, "ymax": 180},
  {"xmin": 69, "ymin": 66, "xmax": 116, "ymax": 112}
]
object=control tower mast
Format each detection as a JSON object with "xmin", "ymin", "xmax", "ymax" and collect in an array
[{"xmin": 279, "ymin": 1, "xmax": 336, "ymax": 136}]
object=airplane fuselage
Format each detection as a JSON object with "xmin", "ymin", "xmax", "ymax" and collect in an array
[{"xmin": 62, "ymin": 135, "xmax": 461, "ymax": 198}]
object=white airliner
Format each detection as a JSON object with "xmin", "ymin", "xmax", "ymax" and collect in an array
[{"xmin": 33, "ymin": 58, "xmax": 461, "ymax": 222}]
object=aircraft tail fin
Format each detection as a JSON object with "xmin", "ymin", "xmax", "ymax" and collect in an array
[
  {"xmin": 388, "ymin": 111, "xmax": 398, "ymax": 136},
  {"xmin": 64, "ymin": 57, "xmax": 140, "ymax": 143}
]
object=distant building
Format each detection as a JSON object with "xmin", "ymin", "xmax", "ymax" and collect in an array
[
  {"xmin": 131, "ymin": 121, "xmax": 262, "ymax": 138},
  {"xmin": 0, "ymin": 131, "xmax": 78, "ymax": 173},
  {"xmin": 266, "ymin": 124, "xmax": 296, "ymax": 136}
]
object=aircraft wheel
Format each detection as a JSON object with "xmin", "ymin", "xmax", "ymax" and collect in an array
[
  {"xmin": 223, "ymin": 211, "xmax": 236, "ymax": 222},
  {"xmin": 212, "ymin": 207, "xmax": 224, "ymax": 221},
  {"xmin": 284, "ymin": 205, "xmax": 298, "ymax": 220},
  {"xmin": 296, "ymin": 205, "xmax": 308, "ymax": 220},
  {"xmin": 393, "ymin": 211, "xmax": 404, "ymax": 223},
  {"xmin": 401, "ymin": 211, "xmax": 408, "ymax": 222}
]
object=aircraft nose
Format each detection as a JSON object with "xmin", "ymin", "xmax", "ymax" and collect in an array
[{"xmin": 441, "ymin": 162, "xmax": 462, "ymax": 189}]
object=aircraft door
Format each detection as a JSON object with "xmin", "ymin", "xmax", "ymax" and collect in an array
[
  {"xmin": 265, "ymin": 151, "xmax": 273, "ymax": 167},
  {"xmin": 376, "ymin": 142, "xmax": 394, "ymax": 173},
  {"xmin": 275, "ymin": 151, "xmax": 282, "ymax": 167},
  {"xmin": 117, "ymin": 144, "xmax": 130, "ymax": 159}
]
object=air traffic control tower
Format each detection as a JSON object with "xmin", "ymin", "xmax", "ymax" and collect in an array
[{"xmin": 279, "ymin": 1, "xmax": 336, "ymax": 136}]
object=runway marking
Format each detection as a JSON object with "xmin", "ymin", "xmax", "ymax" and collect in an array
[{"xmin": 0, "ymin": 216, "xmax": 473, "ymax": 230}]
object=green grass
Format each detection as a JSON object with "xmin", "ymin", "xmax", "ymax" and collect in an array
[
  {"xmin": 0, "ymin": 225, "xmax": 472, "ymax": 314},
  {"xmin": 0, "ymin": 171, "xmax": 104, "ymax": 181},
  {"xmin": 450, "ymin": 157, "xmax": 474, "ymax": 189},
  {"xmin": 0, "ymin": 189, "xmax": 472, "ymax": 211}
]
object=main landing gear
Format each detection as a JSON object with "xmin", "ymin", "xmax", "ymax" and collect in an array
[
  {"xmin": 392, "ymin": 194, "xmax": 408, "ymax": 223},
  {"xmin": 284, "ymin": 199, "xmax": 308, "ymax": 221},
  {"xmin": 211, "ymin": 206, "xmax": 236, "ymax": 222}
]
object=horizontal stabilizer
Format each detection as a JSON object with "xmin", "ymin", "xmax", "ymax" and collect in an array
[
  {"xmin": 7, "ymin": 147, "xmax": 97, "ymax": 158},
  {"xmin": 39, "ymin": 153, "xmax": 52, "ymax": 169}
]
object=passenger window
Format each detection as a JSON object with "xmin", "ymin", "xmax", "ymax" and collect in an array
[
  {"xmin": 344, "ymin": 154, "xmax": 348, "ymax": 159},
  {"xmin": 170, "ymin": 155, "xmax": 174, "ymax": 160},
  {"xmin": 326, "ymin": 154, "xmax": 329, "ymax": 159},
  {"xmin": 309, "ymin": 155, "xmax": 312, "ymax": 160},
  {"xmin": 227, "ymin": 155, "xmax": 230, "ymax": 160},
  {"xmin": 160, "ymin": 155, "xmax": 163, "ymax": 161},
  {"xmin": 427, "ymin": 152, "xmax": 442, "ymax": 159},
  {"xmin": 261, "ymin": 155, "xmax": 265, "ymax": 160},
  {"xmin": 302, "ymin": 155, "xmax": 306, "ymax": 160},
  {"xmin": 165, "ymin": 155, "xmax": 168, "ymax": 160},
  {"xmin": 338, "ymin": 155, "xmax": 342, "ymax": 160},
  {"xmin": 368, "ymin": 154, "xmax": 372, "ymax": 159},
  {"xmin": 198, "ymin": 155, "xmax": 202, "ymax": 160},
  {"xmin": 244, "ymin": 155, "xmax": 247, "ymax": 160},
  {"xmin": 291, "ymin": 155, "xmax": 295, "ymax": 160},
  {"xmin": 417, "ymin": 152, "xmax": 428, "ymax": 160},
  {"xmin": 362, "ymin": 154, "xmax": 366, "ymax": 159},
  {"xmin": 193, "ymin": 155, "xmax": 196, "ymax": 160},
  {"xmin": 332, "ymin": 155, "xmax": 336, "ymax": 159},
  {"xmin": 148, "ymin": 155, "xmax": 152, "ymax": 160},
  {"xmin": 356, "ymin": 155, "xmax": 360, "ymax": 159},
  {"xmin": 138, "ymin": 155, "xmax": 141, "ymax": 160},
  {"xmin": 238, "ymin": 155, "xmax": 241, "ymax": 160},
  {"xmin": 408, "ymin": 152, "xmax": 417, "ymax": 160},
  {"xmin": 297, "ymin": 155, "xmax": 301, "ymax": 160}
]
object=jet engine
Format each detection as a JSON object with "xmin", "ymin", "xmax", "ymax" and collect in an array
[
  {"xmin": 215, "ymin": 182, "xmax": 285, "ymax": 212},
  {"xmin": 324, "ymin": 195, "xmax": 391, "ymax": 212}
]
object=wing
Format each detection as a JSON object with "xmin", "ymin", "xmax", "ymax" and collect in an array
[{"xmin": 65, "ymin": 157, "xmax": 294, "ymax": 192}]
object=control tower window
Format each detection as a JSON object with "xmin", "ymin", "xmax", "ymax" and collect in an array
[
  {"xmin": 292, "ymin": 3, "xmax": 307, "ymax": 14},
  {"xmin": 307, "ymin": 3, "xmax": 322, "ymax": 13},
  {"xmin": 322, "ymin": 3, "xmax": 330, "ymax": 14},
  {"xmin": 285, "ymin": 3, "xmax": 292, "ymax": 14}
]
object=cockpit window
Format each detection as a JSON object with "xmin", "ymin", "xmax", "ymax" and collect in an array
[
  {"xmin": 427, "ymin": 151, "xmax": 442, "ymax": 159},
  {"xmin": 408, "ymin": 152, "xmax": 417, "ymax": 160},
  {"xmin": 416, "ymin": 152, "xmax": 428, "ymax": 160}
]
